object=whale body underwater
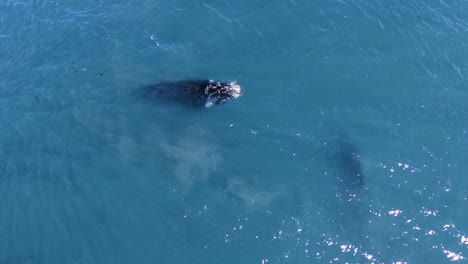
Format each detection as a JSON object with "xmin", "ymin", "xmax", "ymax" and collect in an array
[
  {"xmin": 142, "ymin": 79, "xmax": 242, "ymax": 108},
  {"xmin": 336, "ymin": 136, "xmax": 364, "ymax": 190}
]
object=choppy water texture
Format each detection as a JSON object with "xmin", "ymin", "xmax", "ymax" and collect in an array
[{"xmin": 1, "ymin": 0, "xmax": 467, "ymax": 263}]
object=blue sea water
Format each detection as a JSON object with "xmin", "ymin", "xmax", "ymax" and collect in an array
[{"xmin": 1, "ymin": 0, "xmax": 467, "ymax": 263}]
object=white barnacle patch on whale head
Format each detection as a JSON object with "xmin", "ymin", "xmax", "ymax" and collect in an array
[
  {"xmin": 204, "ymin": 80, "xmax": 242, "ymax": 107},
  {"xmin": 229, "ymin": 82, "xmax": 242, "ymax": 99}
]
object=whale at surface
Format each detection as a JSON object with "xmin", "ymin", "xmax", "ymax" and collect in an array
[{"xmin": 141, "ymin": 79, "xmax": 242, "ymax": 108}]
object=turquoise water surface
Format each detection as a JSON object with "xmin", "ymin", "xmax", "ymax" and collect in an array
[{"xmin": 1, "ymin": 0, "xmax": 467, "ymax": 263}]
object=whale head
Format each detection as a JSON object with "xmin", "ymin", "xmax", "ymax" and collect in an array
[{"xmin": 204, "ymin": 81, "xmax": 242, "ymax": 108}]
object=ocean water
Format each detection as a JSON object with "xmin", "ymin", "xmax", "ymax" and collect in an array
[{"xmin": 0, "ymin": 0, "xmax": 467, "ymax": 263}]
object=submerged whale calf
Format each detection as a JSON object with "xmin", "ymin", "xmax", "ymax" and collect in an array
[
  {"xmin": 335, "ymin": 134, "xmax": 364, "ymax": 192},
  {"xmin": 333, "ymin": 133, "xmax": 369, "ymax": 253},
  {"xmin": 142, "ymin": 80, "xmax": 242, "ymax": 108}
]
